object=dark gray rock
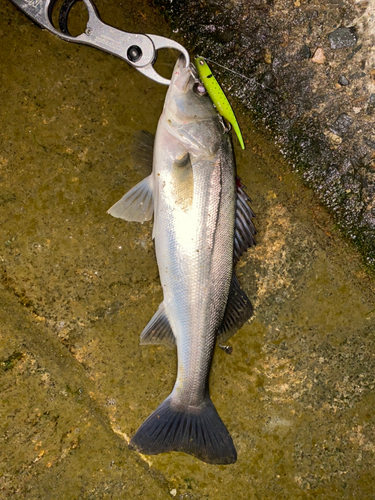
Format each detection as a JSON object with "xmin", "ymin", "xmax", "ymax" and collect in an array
[
  {"xmin": 338, "ymin": 75, "xmax": 349, "ymax": 86},
  {"xmin": 363, "ymin": 135, "xmax": 375, "ymax": 150},
  {"xmin": 330, "ymin": 113, "xmax": 353, "ymax": 137},
  {"xmin": 328, "ymin": 27, "xmax": 358, "ymax": 49},
  {"xmin": 300, "ymin": 44, "xmax": 311, "ymax": 59},
  {"xmin": 350, "ymin": 71, "xmax": 366, "ymax": 79}
]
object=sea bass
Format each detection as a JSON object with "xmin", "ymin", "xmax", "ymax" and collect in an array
[{"xmin": 108, "ymin": 56, "xmax": 256, "ymax": 464}]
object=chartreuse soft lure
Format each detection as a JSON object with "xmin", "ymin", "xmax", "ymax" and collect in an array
[{"xmin": 194, "ymin": 56, "xmax": 245, "ymax": 149}]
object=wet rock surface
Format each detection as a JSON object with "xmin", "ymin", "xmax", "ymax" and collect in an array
[
  {"xmin": 156, "ymin": 0, "xmax": 375, "ymax": 269},
  {"xmin": 1, "ymin": 0, "xmax": 375, "ymax": 498},
  {"xmin": 328, "ymin": 27, "xmax": 358, "ymax": 50}
]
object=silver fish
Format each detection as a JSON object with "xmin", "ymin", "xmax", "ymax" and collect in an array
[{"xmin": 108, "ymin": 57, "xmax": 256, "ymax": 464}]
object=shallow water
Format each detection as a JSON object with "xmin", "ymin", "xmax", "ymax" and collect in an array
[{"xmin": 1, "ymin": 0, "xmax": 375, "ymax": 498}]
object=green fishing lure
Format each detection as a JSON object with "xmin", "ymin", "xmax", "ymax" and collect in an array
[{"xmin": 194, "ymin": 56, "xmax": 245, "ymax": 150}]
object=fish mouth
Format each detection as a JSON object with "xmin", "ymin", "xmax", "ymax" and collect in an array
[{"xmin": 171, "ymin": 55, "xmax": 195, "ymax": 93}]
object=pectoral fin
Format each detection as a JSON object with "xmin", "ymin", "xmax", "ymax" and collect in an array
[{"xmin": 107, "ymin": 175, "xmax": 154, "ymax": 223}]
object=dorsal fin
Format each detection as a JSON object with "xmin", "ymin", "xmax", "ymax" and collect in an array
[
  {"xmin": 234, "ymin": 177, "xmax": 256, "ymax": 263},
  {"xmin": 140, "ymin": 302, "xmax": 175, "ymax": 347},
  {"xmin": 131, "ymin": 130, "xmax": 154, "ymax": 175},
  {"xmin": 217, "ymin": 273, "xmax": 253, "ymax": 343}
]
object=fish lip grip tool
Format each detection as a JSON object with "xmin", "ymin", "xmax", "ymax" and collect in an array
[{"xmin": 9, "ymin": 0, "xmax": 190, "ymax": 85}]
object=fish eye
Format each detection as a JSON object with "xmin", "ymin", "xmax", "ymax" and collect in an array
[{"xmin": 193, "ymin": 82, "xmax": 208, "ymax": 96}]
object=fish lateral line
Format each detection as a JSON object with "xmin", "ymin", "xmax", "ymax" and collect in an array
[{"xmin": 194, "ymin": 56, "xmax": 245, "ymax": 150}]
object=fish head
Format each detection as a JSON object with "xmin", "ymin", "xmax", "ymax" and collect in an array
[{"xmin": 161, "ymin": 56, "xmax": 222, "ymax": 157}]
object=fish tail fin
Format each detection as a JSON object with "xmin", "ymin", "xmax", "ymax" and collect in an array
[{"xmin": 129, "ymin": 396, "xmax": 237, "ymax": 464}]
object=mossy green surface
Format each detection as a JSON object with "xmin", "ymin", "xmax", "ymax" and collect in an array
[{"xmin": 1, "ymin": 0, "xmax": 375, "ymax": 498}]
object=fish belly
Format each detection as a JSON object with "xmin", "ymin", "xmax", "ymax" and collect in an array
[{"xmin": 154, "ymin": 136, "xmax": 236, "ymax": 406}]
